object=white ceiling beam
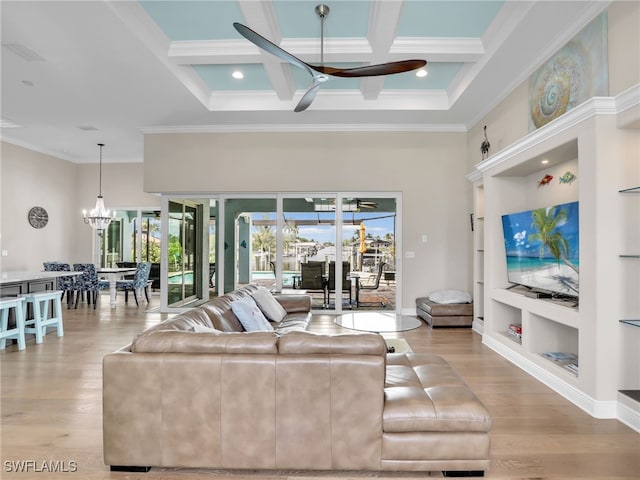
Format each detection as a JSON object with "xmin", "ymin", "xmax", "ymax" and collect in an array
[
  {"xmin": 168, "ymin": 37, "xmax": 484, "ymax": 65},
  {"xmin": 236, "ymin": 0, "xmax": 295, "ymax": 100},
  {"xmin": 207, "ymin": 89, "xmax": 449, "ymax": 112},
  {"xmin": 363, "ymin": 0, "xmax": 404, "ymax": 100}
]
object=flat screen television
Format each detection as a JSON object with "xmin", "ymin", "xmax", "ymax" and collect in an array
[{"xmin": 501, "ymin": 200, "xmax": 579, "ymax": 298}]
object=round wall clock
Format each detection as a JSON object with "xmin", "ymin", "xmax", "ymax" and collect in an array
[{"xmin": 28, "ymin": 206, "xmax": 49, "ymax": 229}]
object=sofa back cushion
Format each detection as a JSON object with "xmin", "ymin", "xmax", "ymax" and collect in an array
[
  {"xmin": 131, "ymin": 330, "xmax": 279, "ymax": 354},
  {"xmin": 278, "ymin": 331, "xmax": 386, "ymax": 356}
]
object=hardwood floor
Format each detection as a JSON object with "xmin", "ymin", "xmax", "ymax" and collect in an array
[{"xmin": 1, "ymin": 295, "xmax": 638, "ymax": 479}]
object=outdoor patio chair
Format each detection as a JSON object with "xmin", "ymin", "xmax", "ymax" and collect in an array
[
  {"xmin": 357, "ymin": 262, "xmax": 386, "ymax": 307},
  {"xmin": 327, "ymin": 261, "xmax": 352, "ymax": 307},
  {"xmin": 72, "ymin": 263, "xmax": 108, "ymax": 309},
  {"xmin": 299, "ymin": 261, "xmax": 327, "ymax": 306},
  {"xmin": 209, "ymin": 263, "xmax": 216, "ymax": 288},
  {"xmin": 116, "ymin": 262, "xmax": 152, "ymax": 306}
]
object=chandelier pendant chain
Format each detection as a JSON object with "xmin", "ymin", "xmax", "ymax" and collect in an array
[{"xmin": 98, "ymin": 143, "xmax": 104, "ymax": 197}]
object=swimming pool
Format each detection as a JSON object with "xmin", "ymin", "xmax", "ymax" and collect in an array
[{"xmin": 168, "ymin": 271, "xmax": 298, "ymax": 285}]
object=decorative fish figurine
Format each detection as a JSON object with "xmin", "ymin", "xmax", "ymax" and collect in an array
[
  {"xmin": 559, "ymin": 171, "xmax": 576, "ymax": 184},
  {"xmin": 538, "ymin": 174, "xmax": 553, "ymax": 187}
]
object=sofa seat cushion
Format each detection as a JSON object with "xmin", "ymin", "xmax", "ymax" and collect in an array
[
  {"xmin": 383, "ymin": 353, "xmax": 491, "ymax": 433},
  {"xmin": 273, "ymin": 312, "xmax": 312, "ymax": 333},
  {"xmin": 278, "ymin": 331, "xmax": 386, "ymax": 355}
]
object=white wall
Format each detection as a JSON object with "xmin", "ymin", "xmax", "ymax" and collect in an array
[
  {"xmin": 0, "ymin": 142, "xmax": 78, "ymax": 271},
  {"xmin": 144, "ymin": 131, "xmax": 472, "ymax": 311},
  {"xmin": 467, "ymin": 1, "xmax": 640, "ymax": 167},
  {"xmin": 0, "ymin": 141, "xmax": 160, "ymax": 271}
]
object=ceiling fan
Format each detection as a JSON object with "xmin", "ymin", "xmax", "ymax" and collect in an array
[
  {"xmin": 356, "ymin": 199, "xmax": 378, "ymax": 209},
  {"xmin": 233, "ymin": 4, "xmax": 426, "ymax": 112}
]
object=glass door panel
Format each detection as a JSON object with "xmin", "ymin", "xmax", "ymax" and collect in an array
[
  {"xmin": 342, "ymin": 197, "xmax": 397, "ymax": 310},
  {"xmin": 223, "ymin": 198, "xmax": 276, "ymax": 293},
  {"xmin": 139, "ymin": 211, "xmax": 161, "ymax": 292},
  {"xmin": 283, "ymin": 197, "xmax": 336, "ymax": 310},
  {"xmin": 208, "ymin": 201, "xmax": 217, "ymax": 293},
  {"xmin": 168, "ymin": 200, "xmax": 203, "ymax": 307}
]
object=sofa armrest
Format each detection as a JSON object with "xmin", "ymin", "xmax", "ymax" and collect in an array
[{"xmin": 274, "ymin": 294, "xmax": 311, "ymax": 313}]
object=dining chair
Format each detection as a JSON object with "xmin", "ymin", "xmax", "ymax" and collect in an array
[
  {"xmin": 116, "ymin": 262, "xmax": 151, "ymax": 306},
  {"xmin": 43, "ymin": 261, "xmax": 76, "ymax": 308},
  {"xmin": 72, "ymin": 263, "xmax": 108, "ymax": 309}
]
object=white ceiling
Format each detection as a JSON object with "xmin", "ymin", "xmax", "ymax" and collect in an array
[{"xmin": 0, "ymin": 1, "xmax": 609, "ymax": 163}]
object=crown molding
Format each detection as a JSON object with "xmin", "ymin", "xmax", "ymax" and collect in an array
[
  {"xmin": 475, "ymin": 95, "xmax": 619, "ymax": 174},
  {"xmin": 140, "ymin": 123, "xmax": 467, "ymax": 135}
]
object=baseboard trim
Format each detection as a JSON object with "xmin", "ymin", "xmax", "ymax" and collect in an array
[
  {"xmin": 482, "ymin": 335, "xmax": 620, "ymax": 420},
  {"xmin": 617, "ymin": 392, "xmax": 640, "ymax": 433}
]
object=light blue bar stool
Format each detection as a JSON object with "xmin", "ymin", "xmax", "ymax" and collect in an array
[
  {"xmin": 24, "ymin": 290, "xmax": 64, "ymax": 344},
  {"xmin": 0, "ymin": 296, "xmax": 27, "ymax": 351}
]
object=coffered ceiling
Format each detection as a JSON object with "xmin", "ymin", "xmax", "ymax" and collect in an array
[{"xmin": 0, "ymin": 1, "xmax": 608, "ymax": 163}]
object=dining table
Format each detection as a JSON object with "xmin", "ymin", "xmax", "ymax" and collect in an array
[{"xmin": 97, "ymin": 267, "xmax": 137, "ymax": 308}]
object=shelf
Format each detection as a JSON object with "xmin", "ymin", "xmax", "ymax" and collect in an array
[
  {"xmin": 540, "ymin": 353, "xmax": 579, "ymax": 376},
  {"xmin": 619, "ymin": 390, "xmax": 640, "ymax": 402},
  {"xmin": 499, "ymin": 330, "xmax": 522, "ymax": 345},
  {"xmin": 620, "ymin": 320, "xmax": 640, "ymax": 328},
  {"xmin": 619, "ymin": 186, "xmax": 640, "ymax": 193}
]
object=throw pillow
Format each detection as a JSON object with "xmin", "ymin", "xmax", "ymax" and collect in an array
[
  {"xmin": 192, "ymin": 323, "xmax": 222, "ymax": 334},
  {"xmin": 251, "ymin": 287, "xmax": 287, "ymax": 322},
  {"xmin": 231, "ymin": 296, "xmax": 274, "ymax": 332},
  {"xmin": 428, "ymin": 289, "xmax": 472, "ymax": 304}
]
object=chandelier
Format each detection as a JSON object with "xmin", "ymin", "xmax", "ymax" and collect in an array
[{"xmin": 83, "ymin": 143, "xmax": 114, "ymax": 236}]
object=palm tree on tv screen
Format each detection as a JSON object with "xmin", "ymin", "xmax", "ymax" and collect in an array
[{"xmin": 528, "ymin": 206, "xmax": 579, "ymax": 274}]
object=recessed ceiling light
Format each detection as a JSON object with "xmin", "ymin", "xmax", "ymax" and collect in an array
[
  {"xmin": 232, "ymin": 70, "xmax": 244, "ymax": 80},
  {"xmin": 416, "ymin": 69, "xmax": 427, "ymax": 78},
  {"xmin": 541, "ymin": 159, "xmax": 549, "ymax": 164}
]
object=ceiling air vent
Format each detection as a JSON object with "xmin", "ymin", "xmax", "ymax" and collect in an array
[
  {"xmin": 77, "ymin": 125, "xmax": 98, "ymax": 131},
  {"xmin": 2, "ymin": 43, "xmax": 46, "ymax": 62}
]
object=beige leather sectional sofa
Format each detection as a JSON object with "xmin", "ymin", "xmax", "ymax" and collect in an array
[{"xmin": 103, "ymin": 285, "xmax": 492, "ymax": 476}]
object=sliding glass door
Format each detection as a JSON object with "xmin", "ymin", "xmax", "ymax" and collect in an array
[
  {"xmin": 167, "ymin": 200, "xmax": 203, "ymax": 307},
  {"xmin": 158, "ymin": 193, "xmax": 400, "ymax": 313},
  {"xmin": 341, "ymin": 197, "xmax": 397, "ymax": 310}
]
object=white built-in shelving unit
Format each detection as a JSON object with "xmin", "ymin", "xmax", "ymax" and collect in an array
[
  {"xmin": 468, "ymin": 86, "xmax": 640, "ymax": 430},
  {"xmin": 468, "ymin": 173, "xmax": 484, "ymax": 334}
]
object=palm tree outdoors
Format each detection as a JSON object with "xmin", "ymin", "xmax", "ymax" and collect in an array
[{"xmin": 528, "ymin": 206, "xmax": 579, "ymax": 274}]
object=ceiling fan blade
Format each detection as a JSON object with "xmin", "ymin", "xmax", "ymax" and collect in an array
[
  {"xmin": 357, "ymin": 200, "xmax": 378, "ymax": 209},
  {"xmin": 233, "ymin": 22, "xmax": 314, "ymax": 76},
  {"xmin": 294, "ymin": 82, "xmax": 322, "ymax": 112},
  {"xmin": 325, "ymin": 59, "xmax": 427, "ymax": 78}
]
